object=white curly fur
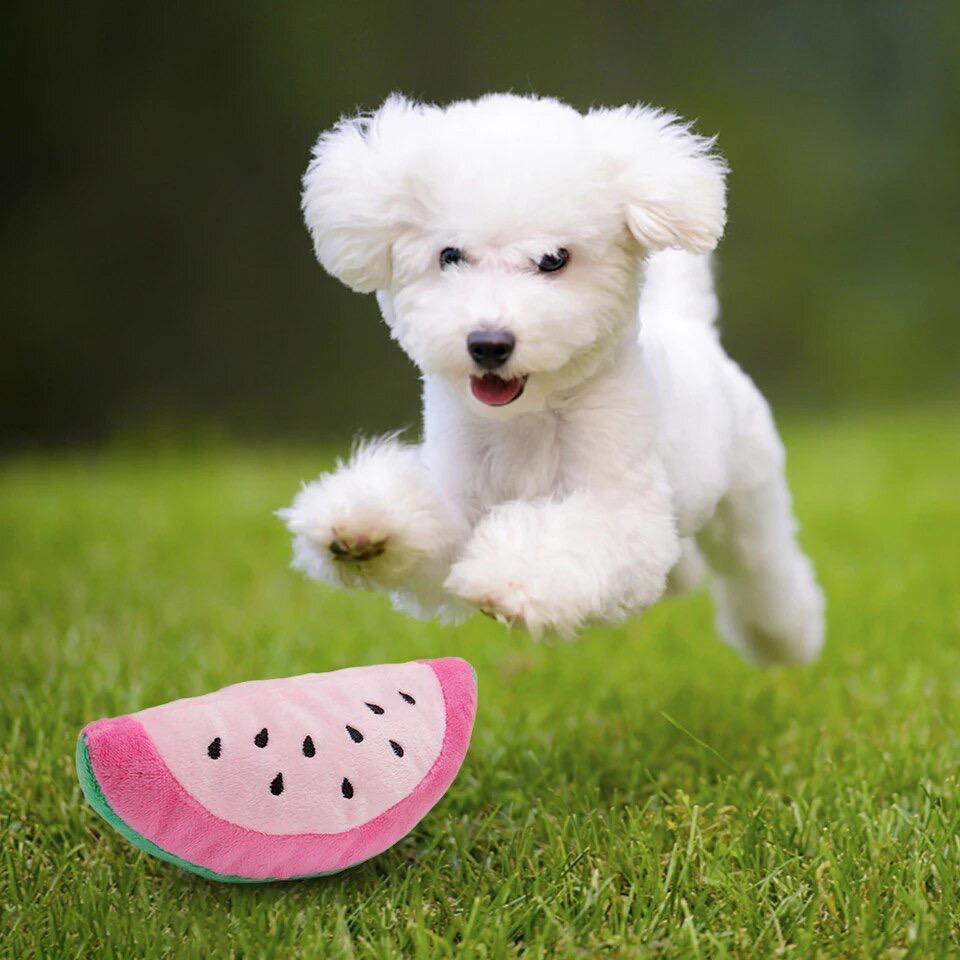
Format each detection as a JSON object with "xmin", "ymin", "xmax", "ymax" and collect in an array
[{"xmin": 280, "ymin": 93, "xmax": 824, "ymax": 663}]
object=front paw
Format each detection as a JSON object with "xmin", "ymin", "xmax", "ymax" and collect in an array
[
  {"xmin": 444, "ymin": 557, "xmax": 577, "ymax": 639},
  {"xmin": 442, "ymin": 494, "xmax": 675, "ymax": 637},
  {"xmin": 279, "ymin": 440, "xmax": 466, "ymax": 592},
  {"xmin": 279, "ymin": 486, "xmax": 414, "ymax": 589},
  {"xmin": 285, "ymin": 515, "xmax": 401, "ymax": 588},
  {"xmin": 329, "ymin": 530, "xmax": 388, "ymax": 563}
]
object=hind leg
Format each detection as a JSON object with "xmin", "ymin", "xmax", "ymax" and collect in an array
[
  {"xmin": 665, "ymin": 538, "xmax": 708, "ymax": 597},
  {"xmin": 697, "ymin": 403, "xmax": 824, "ymax": 665}
]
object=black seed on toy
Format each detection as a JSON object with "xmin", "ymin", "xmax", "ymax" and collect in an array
[
  {"xmin": 389, "ymin": 739, "xmax": 404, "ymax": 757},
  {"xmin": 254, "ymin": 728, "xmax": 269, "ymax": 748},
  {"xmin": 207, "ymin": 737, "xmax": 221, "ymax": 759},
  {"xmin": 346, "ymin": 725, "xmax": 364, "ymax": 743},
  {"xmin": 341, "ymin": 777, "xmax": 354, "ymax": 799},
  {"xmin": 302, "ymin": 736, "xmax": 315, "ymax": 757},
  {"xmin": 270, "ymin": 772, "xmax": 284, "ymax": 796},
  {"xmin": 365, "ymin": 702, "xmax": 385, "ymax": 715},
  {"xmin": 399, "ymin": 691, "xmax": 416, "ymax": 704}
]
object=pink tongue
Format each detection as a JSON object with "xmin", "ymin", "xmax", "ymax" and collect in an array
[{"xmin": 470, "ymin": 374, "xmax": 524, "ymax": 406}]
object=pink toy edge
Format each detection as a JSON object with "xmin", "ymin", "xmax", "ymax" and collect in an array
[{"xmin": 81, "ymin": 657, "xmax": 477, "ymax": 880}]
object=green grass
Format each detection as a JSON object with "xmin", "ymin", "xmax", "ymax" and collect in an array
[{"xmin": 2, "ymin": 407, "xmax": 959, "ymax": 959}]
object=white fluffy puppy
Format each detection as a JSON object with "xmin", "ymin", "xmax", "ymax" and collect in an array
[{"xmin": 280, "ymin": 93, "xmax": 824, "ymax": 665}]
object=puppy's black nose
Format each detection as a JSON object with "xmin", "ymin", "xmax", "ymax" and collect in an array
[{"xmin": 467, "ymin": 330, "xmax": 515, "ymax": 370}]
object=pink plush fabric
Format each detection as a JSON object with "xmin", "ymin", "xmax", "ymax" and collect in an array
[
  {"xmin": 81, "ymin": 658, "xmax": 477, "ymax": 880},
  {"xmin": 137, "ymin": 660, "xmax": 447, "ymax": 834}
]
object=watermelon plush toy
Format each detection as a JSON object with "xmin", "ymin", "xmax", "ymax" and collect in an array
[{"xmin": 77, "ymin": 658, "xmax": 477, "ymax": 882}]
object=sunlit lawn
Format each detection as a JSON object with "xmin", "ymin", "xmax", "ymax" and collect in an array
[{"xmin": 2, "ymin": 407, "xmax": 959, "ymax": 958}]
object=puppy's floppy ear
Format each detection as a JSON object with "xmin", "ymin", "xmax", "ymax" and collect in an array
[
  {"xmin": 302, "ymin": 95, "xmax": 419, "ymax": 293},
  {"xmin": 586, "ymin": 105, "xmax": 728, "ymax": 254}
]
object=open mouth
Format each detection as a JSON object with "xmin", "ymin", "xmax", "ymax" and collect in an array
[{"xmin": 469, "ymin": 374, "xmax": 527, "ymax": 406}]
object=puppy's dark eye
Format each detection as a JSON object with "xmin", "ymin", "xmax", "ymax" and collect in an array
[
  {"xmin": 537, "ymin": 249, "xmax": 570, "ymax": 273},
  {"xmin": 439, "ymin": 247, "xmax": 465, "ymax": 268}
]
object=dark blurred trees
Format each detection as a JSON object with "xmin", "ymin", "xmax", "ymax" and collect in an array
[{"xmin": 4, "ymin": 0, "xmax": 958, "ymax": 446}]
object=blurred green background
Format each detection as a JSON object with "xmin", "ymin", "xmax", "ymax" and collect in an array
[{"xmin": 5, "ymin": 1, "xmax": 958, "ymax": 448}]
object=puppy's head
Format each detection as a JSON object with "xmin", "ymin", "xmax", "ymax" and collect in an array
[{"xmin": 303, "ymin": 94, "xmax": 726, "ymax": 415}]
